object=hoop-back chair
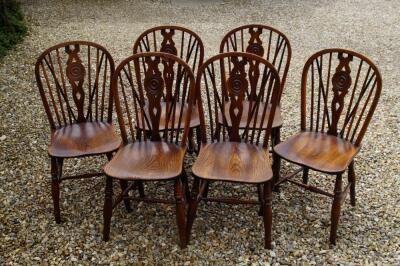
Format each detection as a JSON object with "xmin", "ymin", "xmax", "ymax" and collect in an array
[
  {"xmin": 133, "ymin": 25, "xmax": 204, "ymax": 152},
  {"xmin": 273, "ymin": 49, "xmax": 382, "ymax": 245},
  {"xmin": 35, "ymin": 41, "xmax": 129, "ymax": 223},
  {"xmin": 220, "ymin": 25, "xmax": 292, "ymax": 183},
  {"xmin": 186, "ymin": 52, "xmax": 281, "ymax": 249},
  {"xmin": 102, "ymin": 52, "xmax": 196, "ymax": 248}
]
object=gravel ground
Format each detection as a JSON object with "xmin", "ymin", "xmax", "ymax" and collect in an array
[{"xmin": 1, "ymin": 0, "xmax": 399, "ymax": 264}]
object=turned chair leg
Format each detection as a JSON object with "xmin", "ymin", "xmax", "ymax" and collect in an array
[
  {"xmin": 330, "ymin": 173, "xmax": 343, "ymax": 245},
  {"xmin": 186, "ymin": 177, "xmax": 200, "ymax": 243},
  {"xmin": 103, "ymin": 175, "xmax": 113, "ymax": 241},
  {"xmin": 51, "ymin": 157, "xmax": 63, "ymax": 224},
  {"xmin": 302, "ymin": 167, "xmax": 309, "ymax": 184},
  {"xmin": 257, "ymin": 184, "xmax": 264, "ymax": 216},
  {"xmin": 272, "ymin": 127, "xmax": 281, "ymax": 191},
  {"xmin": 203, "ymin": 181, "xmax": 210, "ymax": 198},
  {"xmin": 174, "ymin": 177, "xmax": 187, "ymax": 248},
  {"xmin": 188, "ymin": 127, "xmax": 196, "ymax": 154},
  {"xmin": 137, "ymin": 181, "xmax": 145, "ymax": 198},
  {"xmin": 119, "ymin": 180, "xmax": 132, "ymax": 212},
  {"xmin": 106, "ymin": 153, "xmax": 132, "ymax": 212},
  {"xmin": 181, "ymin": 170, "xmax": 191, "ymax": 201},
  {"xmin": 348, "ymin": 162, "xmax": 356, "ymax": 206},
  {"xmin": 195, "ymin": 125, "xmax": 201, "ymax": 155},
  {"xmin": 263, "ymin": 181, "xmax": 273, "ymax": 249}
]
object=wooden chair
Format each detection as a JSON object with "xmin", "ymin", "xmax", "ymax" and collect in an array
[
  {"xmin": 133, "ymin": 26, "xmax": 204, "ymax": 152},
  {"xmin": 186, "ymin": 52, "xmax": 281, "ymax": 249},
  {"xmin": 220, "ymin": 25, "xmax": 292, "ymax": 184},
  {"xmin": 102, "ymin": 52, "xmax": 196, "ymax": 248},
  {"xmin": 273, "ymin": 48, "xmax": 382, "ymax": 245},
  {"xmin": 35, "ymin": 41, "xmax": 129, "ymax": 223}
]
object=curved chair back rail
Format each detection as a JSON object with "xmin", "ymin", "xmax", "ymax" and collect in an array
[
  {"xmin": 196, "ymin": 52, "xmax": 281, "ymax": 148},
  {"xmin": 35, "ymin": 41, "xmax": 116, "ymax": 130},
  {"xmin": 112, "ymin": 52, "xmax": 197, "ymax": 147},
  {"xmin": 133, "ymin": 25, "xmax": 204, "ymax": 76},
  {"xmin": 300, "ymin": 48, "xmax": 382, "ymax": 146},
  {"xmin": 220, "ymin": 24, "xmax": 291, "ymax": 100}
]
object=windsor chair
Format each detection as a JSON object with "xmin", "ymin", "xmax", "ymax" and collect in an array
[
  {"xmin": 220, "ymin": 25, "xmax": 292, "ymax": 185},
  {"xmin": 133, "ymin": 26, "xmax": 204, "ymax": 153},
  {"xmin": 102, "ymin": 52, "xmax": 196, "ymax": 248},
  {"xmin": 273, "ymin": 48, "xmax": 382, "ymax": 245},
  {"xmin": 35, "ymin": 41, "xmax": 132, "ymax": 223},
  {"xmin": 186, "ymin": 52, "xmax": 281, "ymax": 249}
]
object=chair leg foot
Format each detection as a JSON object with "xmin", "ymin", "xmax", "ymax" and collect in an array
[
  {"xmin": 302, "ymin": 167, "xmax": 309, "ymax": 185},
  {"xmin": 186, "ymin": 177, "xmax": 200, "ymax": 244},
  {"xmin": 119, "ymin": 180, "xmax": 132, "ymax": 212},
  {"xmin": 103, "ymin": 176, "xmax": 113, "ymax": 242},
  {"xmin": 175, "ymin": 177, "xmax": 187, "ymax": 248},
  {"xmin": 263, "ymin": 181, "xmax": 273, "ymax": 249},
  {"xmin": 348, "ymin": 162, "xmax": 356, "ymax": 206},
  {"xmin": 330, "ymin": 174, "xmax": 343, "ymax": 245}
]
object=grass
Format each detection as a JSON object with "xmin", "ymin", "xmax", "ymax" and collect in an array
[{"xmin": 0, "ymin": 0, "xmax": 27, "ymax": 59}]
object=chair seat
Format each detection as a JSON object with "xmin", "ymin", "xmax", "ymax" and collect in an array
[
  {"xmin": 104, "ymin": 141, "xmax": 185, "ymax": 180},
  {"xmin": 137, "ymin": 102, "xmax": 200, "ymax": 130},
  {"xmin": 218, "ymin": 101, "xmax": 282, "ymax": 129},
  {"xmin": 192, "ymin": 142, "xmax": 273, "ymax": 183},
  {"xmin": 273, "ymin": 131, "xmax": 360, "ymax": 173},
  {"xmin": 48, "ymin": 122, "xmax": 120, "ymax": 158}
]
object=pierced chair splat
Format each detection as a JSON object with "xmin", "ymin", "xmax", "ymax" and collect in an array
[{"xmin": 133, "ymin": 26, "xmax": 204, "ymax": 153}]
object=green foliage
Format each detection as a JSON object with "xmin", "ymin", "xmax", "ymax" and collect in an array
[{"xmin": 0, "ymin": 0, "xmax": 27, "ymax": 58}]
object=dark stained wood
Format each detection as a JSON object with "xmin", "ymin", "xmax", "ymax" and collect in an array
[
  {"xmin": 299, "ymin": 49, "xmax": 382, "ymax": 145},
  {"xmin": 187, "ymin": 52, "xmax": 281, "ymax": 249},
  {"xmin": 218, "ymin": 101, "xmax": 282, "ymax": 128},
  {"xmin": 133, "ymin": 26, "xmax": 204, "ymax": 151},
  {"xmin": 103, "ymin": 52, "xmax": 196, "ymax": 248},
  {"xmin": 104, "ymin": 141, "xmax": 185, "ymax": 180},
  {"xmin": 35, "ymin": 41, "xmax": 127, "ymax": 223},
  {"xmin": 220, "ymin": 25, "xmax": 291, "ymax": 181},
  {"xmin": 49, "ymin": 122, "xmax": 120, "ymax": 158},
  {"xmin": 273, "ymin": 48, "xmax": 382, "ymax": 246},
  {"xmin": 137, "ymin": 102, "xmax": 200, "ymax": 130},
  {"xmin": 192, "ymin": 142, "xmax": 273, "ymax": 183},
  {"xmin": 35, "ymin": 41, "xmax": 116, "ymax": 129},
  {"xmin": 196, "ymin": 53, "xmax": 281, "ymax": 147},
  {"xmin": 348, "ymin": 161, "xmax": 356, "ymax": 206},
  {"xmin": 133, "ymin": 26, "xmax": 204, "ymax": 75},
  {"xmin": 220, "ymin": 24, "xmax": 291, "ymax": 99},
  {"xmin": 274, "ymin": 131, "xmax": 360, "ymax": 173}
]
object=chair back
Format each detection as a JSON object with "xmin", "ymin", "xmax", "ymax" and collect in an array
[
  {"xmin": 196, "ymin": 52, "xmax": 281, "ymax": 148},
  {"xmin": 220, "ymin": 24, "xmax": 291, "ymax": 101},
  {"xmin": 133, "ymin": 26, "xmax": 204, "ymax": 76},
  {"xmin": 35, "ymin": 41, "xmax": 115, "ymax": 129},
  {"xmin": 112, "ymin": 52, "xmax": 196, "ymax": 147},
  {"xmin": 300, "ymin": 48, "xmax": 382, "ymax": 146}
]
